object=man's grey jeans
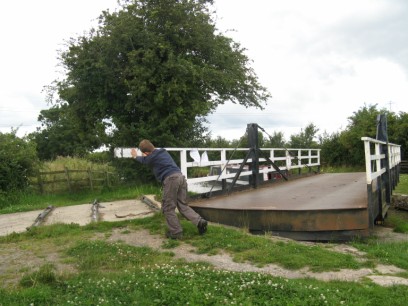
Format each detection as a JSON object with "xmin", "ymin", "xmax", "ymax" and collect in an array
[{"xmin": 162, "ymin": 173, "xmax": 201, "ymax": 234}]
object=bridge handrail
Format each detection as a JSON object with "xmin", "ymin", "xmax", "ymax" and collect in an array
[
  {"xmin": 361, "ymin": 137, "xmax": 401, "ymax": 184},
  {"xmin": 166, "ymin": 147, "xmax": 320, "ymax": 185},
  {"xmin": 114, "ymin": 147, "xmax": 321, "ymax": 185}
]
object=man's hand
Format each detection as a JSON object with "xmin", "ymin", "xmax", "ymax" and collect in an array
[{"xmin": 130, "ymin": 148, "xmax": 138, "ymax": 158}]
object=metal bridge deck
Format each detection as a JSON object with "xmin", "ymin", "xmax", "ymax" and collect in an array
[{"xmin": 189, "ymin": 173, "xmax": 369, "ymax": 241}]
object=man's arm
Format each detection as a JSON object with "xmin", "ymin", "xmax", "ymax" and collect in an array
[{"xmin": 131, "ymin": 148, "xmax": 138, "ymax": 158}]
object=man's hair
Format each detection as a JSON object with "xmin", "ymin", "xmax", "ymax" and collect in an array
[{"xmin": 139, "ymin": 139, "xmax": 155, "ymax": 153}]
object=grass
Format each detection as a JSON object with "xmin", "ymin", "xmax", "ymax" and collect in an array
[
  {"xmin": 1, "ymin": 174, "xmax": 408, "ymax": 304},
  {"xmin": 185, "ymin": 224, "xmax": 370, "ymax": 272},
  {"xmin": 2, "ymin": 263, "xmax": 400, "ymax": 305},
  {"xmin": 1, "ymin": 217, "xmax": 408, "ymax": 305},
  {"xmin": 352, "ymin": 237, "xmax": 408, "ymax": 271},
  {"xmin": 386, "ymin": 212, "xmax": 408, "ymax": 233},
  {"xmin": 394, "ymin": 173, "xmax": 408, "ymax": 194},
  {"xmin": 321, "ymin": 165, "xmax": 365, "ymax": 173}
]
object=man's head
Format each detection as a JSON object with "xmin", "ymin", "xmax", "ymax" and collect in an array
[{"xmin": 139, "ymin": 139, "xmax": 155, "ymax": 153}]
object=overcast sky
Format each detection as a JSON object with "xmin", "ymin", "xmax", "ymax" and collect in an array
[{"xmin": 1, "ymin": 0, "xmax": 407, "ymax": 141}]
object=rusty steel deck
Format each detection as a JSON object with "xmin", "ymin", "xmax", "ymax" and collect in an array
[{"xmin": 189, "ymin": 173, "xmax": 370, "ymax": 241}]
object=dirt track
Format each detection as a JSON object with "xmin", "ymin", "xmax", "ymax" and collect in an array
[{"xmin": 0, "ymin": 197, "xmax": 157, "ymax": 237}]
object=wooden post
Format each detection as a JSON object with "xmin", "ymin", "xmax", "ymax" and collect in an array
[
  {"xmin": 64, "ymin": 167, "xmax": 72, "ymax": 192},
  {"xmin": 105, "ymin": 171, "xmax": 110, "ymax": 187},
  {"xmin": 88, "ymin": 168, "xmax": 93, "ymax": 191},
  {"xmin": 37, "ymin": 171, "xmax": 44, "ymax": 194}
]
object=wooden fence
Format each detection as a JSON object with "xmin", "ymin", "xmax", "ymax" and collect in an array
[
  {"xmin": 35, "ymin": 167, "xmax": 118, "ymax": 194},
  {"xmin": 114, "ymin": 147, "xmax": 321, "ymax": 187}
]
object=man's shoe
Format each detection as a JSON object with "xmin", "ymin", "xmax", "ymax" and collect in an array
[
  {"xmin": 197, "ymin": 219, "xmax": 208, "ymax": 235},
  {"xmin": 166, "ymin": 231, "xmax": 183, "ymax": 240}
]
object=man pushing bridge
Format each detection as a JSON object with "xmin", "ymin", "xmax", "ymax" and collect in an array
[{"xmin": 131, "ymin": 139, "xmax": 208, "ymax": 239}]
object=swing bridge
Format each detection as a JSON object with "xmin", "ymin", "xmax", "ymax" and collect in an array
[{"xmin": 115, "ymin": 120, "xmax": 402, "ymax": 241}]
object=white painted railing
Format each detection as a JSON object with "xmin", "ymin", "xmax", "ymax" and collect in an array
[
  {"xmin": 361, "ymin": 137, "xmax": 401, "ymax": 184},
  {"xmin": 114, "ymin": 147, "xmax": 321, "ymax": 185}
]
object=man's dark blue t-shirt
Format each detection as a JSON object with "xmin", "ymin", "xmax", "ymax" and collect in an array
[{"xmin": 136, "ymin": 148, "xmax": 180, "ymax": 183}]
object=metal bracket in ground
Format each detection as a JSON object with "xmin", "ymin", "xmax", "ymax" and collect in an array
[
  {"xmin": 91, "ymin": 199, "xmax": 104, "ymax": 222},
  {"xmin": 141, "ymin": 195, "xmax": 161, "ymax": 211},
  {"xmin": 26, "ymin": 205, "xmax": 54, "ymax": 230}
]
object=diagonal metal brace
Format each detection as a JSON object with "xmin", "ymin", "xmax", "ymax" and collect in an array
[
  {"xmin": 257, "ymin": 149, "xmax": 288, "ymax": 181},
  {"xmin": 227, "ymin": 148, "xmax": 254, "ymax": 194}
]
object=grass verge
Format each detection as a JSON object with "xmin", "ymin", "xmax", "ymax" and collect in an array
[{"xmin": 1, "ymin": 215, "xmax": 408, "ymax": 305}]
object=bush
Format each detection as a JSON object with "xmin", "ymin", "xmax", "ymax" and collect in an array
[
  {"xmin": 111, "ymin": 158, "xmax": 156, "ymax": 184},
  {"xmin": 0, "ymin": 131, "xmax": 39, "ymax": 192},
  {"xmin": 85, "ymin": 150, "xmax": 113, "ymax": 164}
]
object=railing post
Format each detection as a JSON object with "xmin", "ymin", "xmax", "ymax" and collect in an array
[
  {"xmin": 180, "ymin": 149, "xmax": 188, "ymax": 178},
  {"xmin": 221, "ymin": 149, "xmax": 227, "ymax": 191},
  {"xmin": 285, "ymin": 150, "xmax": 291, "ymax": 170},
  {"xmin": 363, "ymin": 139, "xmax": 372, "ymax": 184},
  {"xmin": 247, "ymin": 123, "xmax": 259, "ymax": 188},
  {"xmin": 376, "ymin": 114, "xmax": 391, "ymax": 203},
  {"xmin": 375, "ymin": 143, "xmax": 383, "ymax": 221},
  {"xmin": 297, "ymin": 150, "xmax": 302, "ymax": 175}
]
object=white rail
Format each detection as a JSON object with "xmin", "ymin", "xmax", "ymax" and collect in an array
[
  {"xmin": 361, "ymin": 137, "xmax": 401, "ymax": 184},
  {"xmin": 114, "ymin": 147, "xmax": 321, "ymax": 185}
]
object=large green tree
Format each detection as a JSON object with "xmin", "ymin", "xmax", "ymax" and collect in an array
[
  {"xmin": 389, "ymin": 111, "xmax": 408, "ymax": 160},
  {"xmin": 319, "ymin": 104, "xmax": 407, "ymax": 167},
  {"xmin": 288, "ymin": 123, "xmax": 319, "ymax": 148},
  {"xmin": 264, "ymin": 131, "xmax": 286, "ymax": 148},
  {"xmin": 49, "ymin": 0, "xmax": 270, "ymax": 149},
  {"xmin": 319, "ymin": 131, "xmax": 349, "ymax": 166},
  {"xmin": 339, "ymin": 104, "xmax": 385, "ymax": 166},
  {"xmin": 31, "ymin": 104, "xmax": 106, "ymax": 160}
]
